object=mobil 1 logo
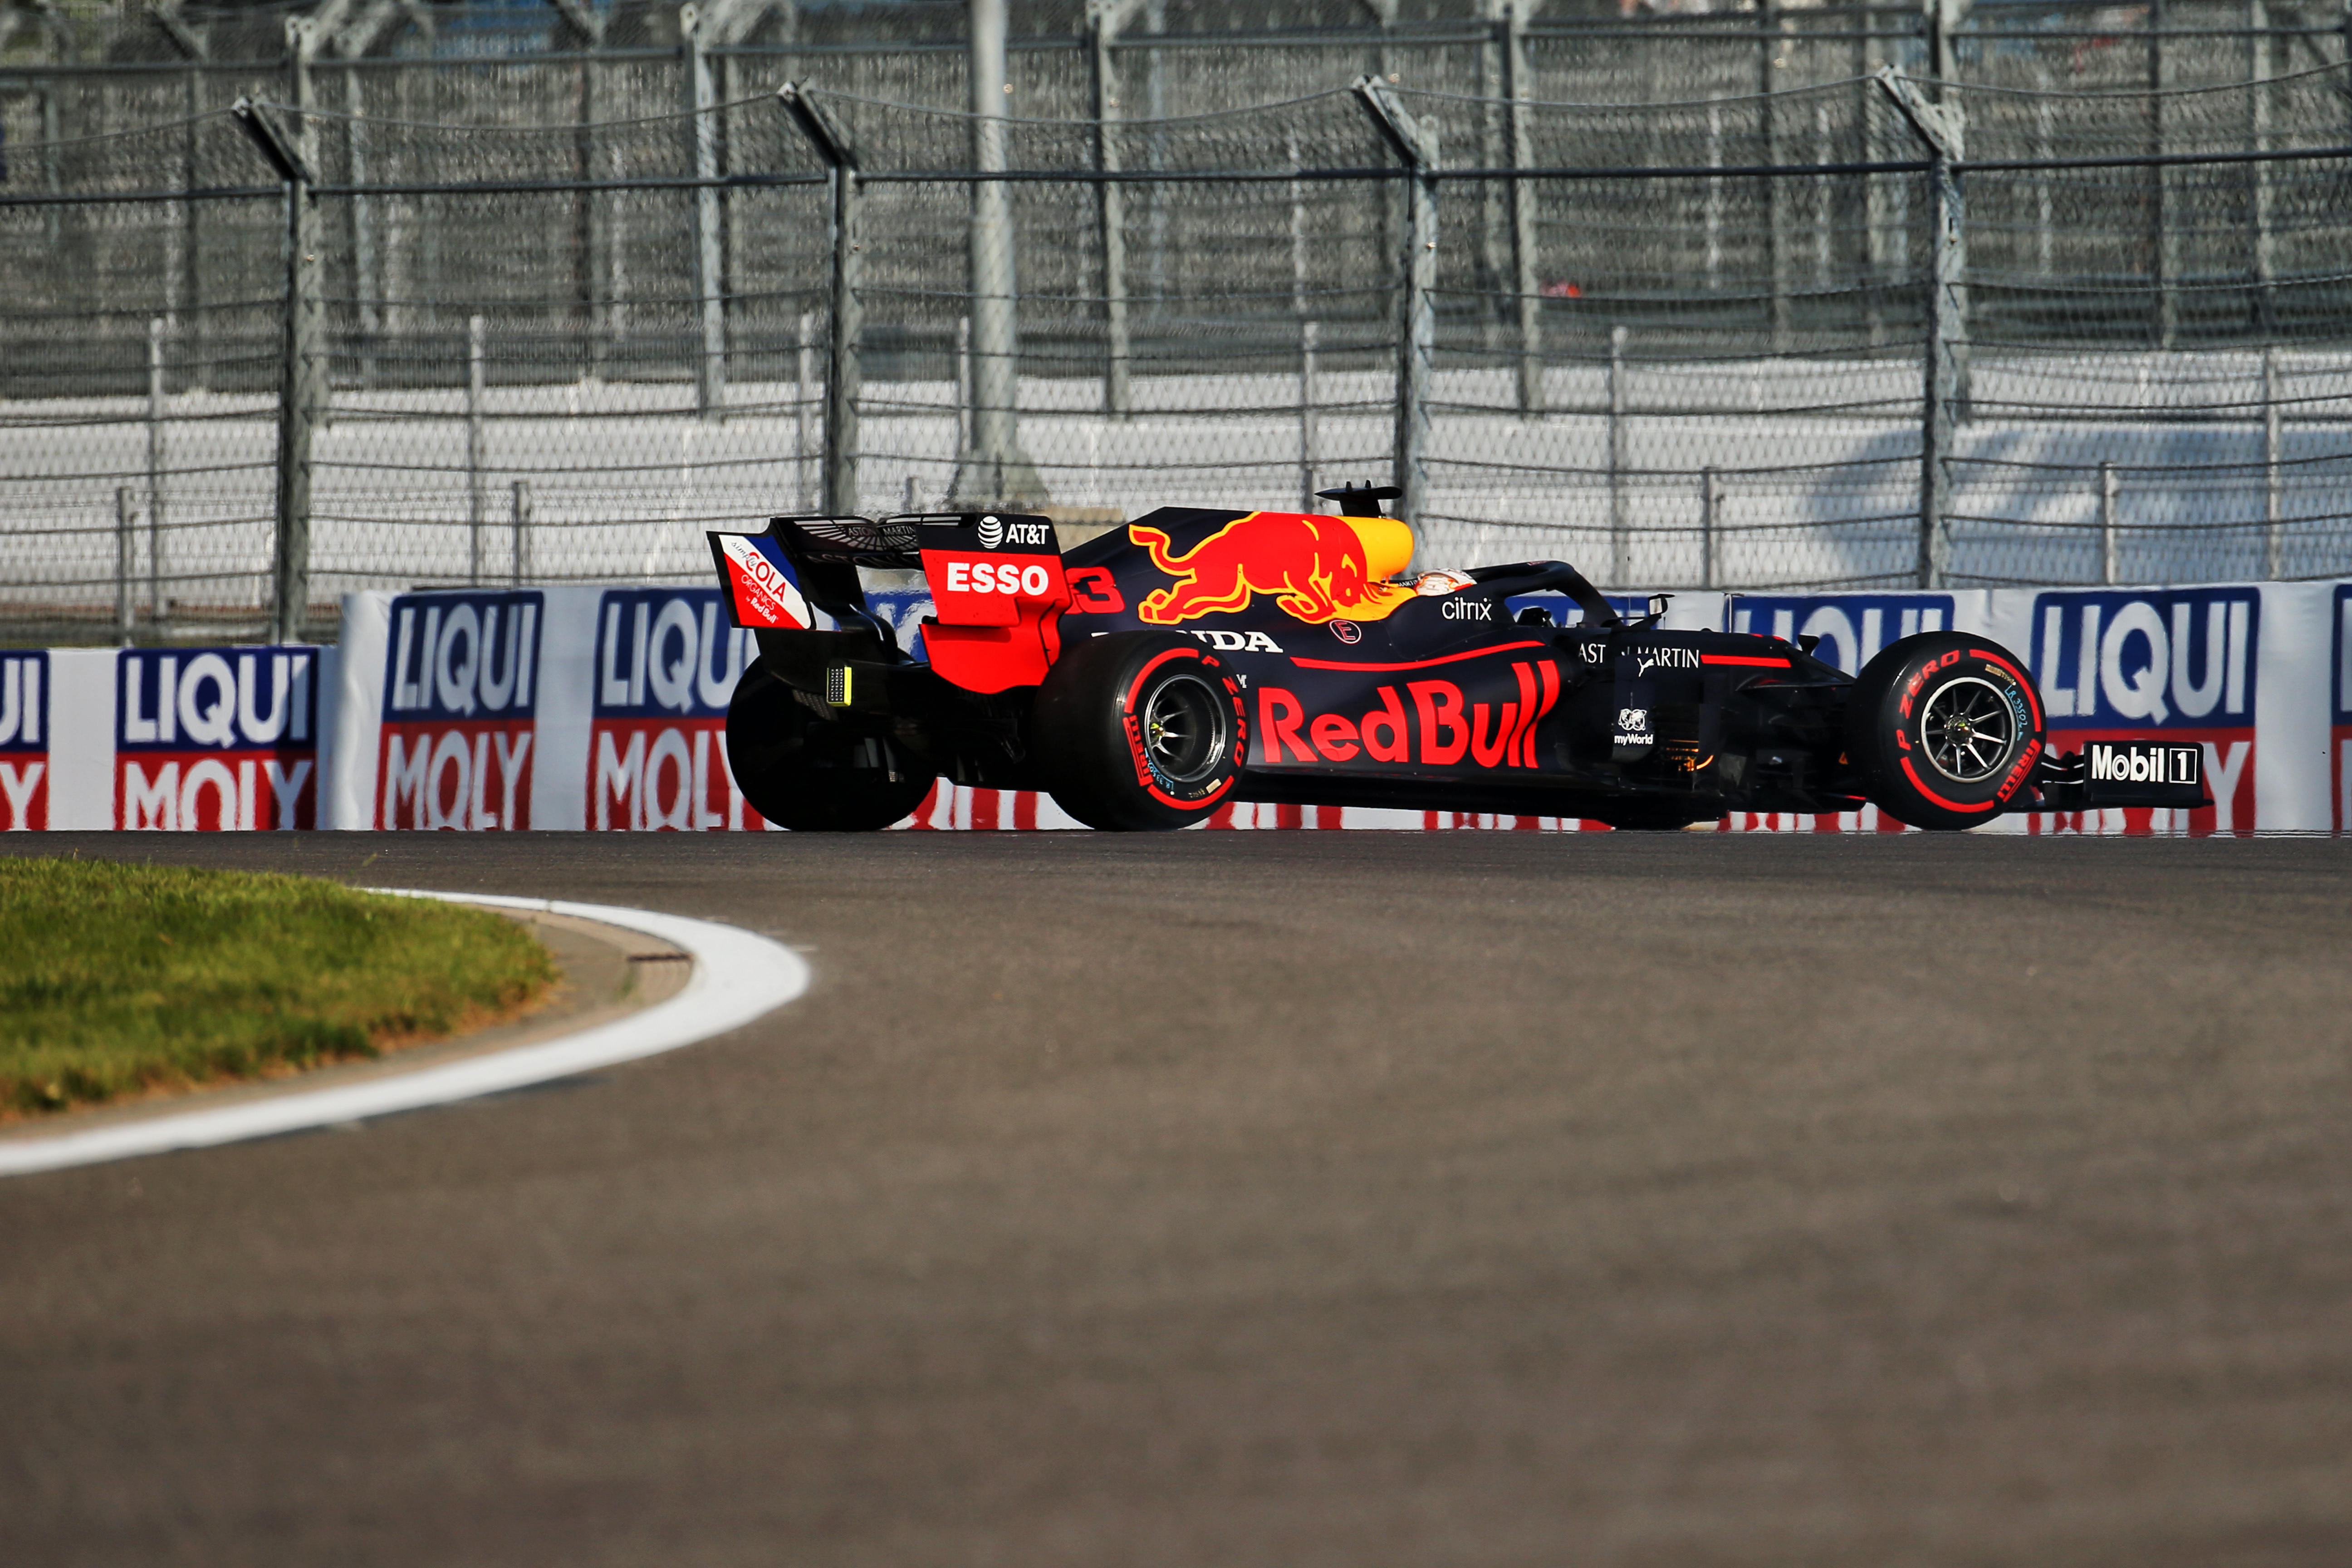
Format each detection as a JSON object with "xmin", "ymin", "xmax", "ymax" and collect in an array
[
  {"xmin": 378, "ymin": 591, "xmax": 542, "ymax": 830},
  {"xmin": 2086, "ymin": 741, "xmax": 2202, "ymax": 787}
]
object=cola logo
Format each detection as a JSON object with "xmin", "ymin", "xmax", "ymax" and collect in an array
[{"xmin": 977, "ymin": 515, "xmax": 1004, "ymax": 549}]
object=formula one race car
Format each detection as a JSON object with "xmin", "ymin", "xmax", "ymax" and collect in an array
[{"xmin": 707, "ymin": 485, "xmax": 2212, "ymax": 831}]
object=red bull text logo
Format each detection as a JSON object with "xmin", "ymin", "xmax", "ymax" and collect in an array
[{"xmin": 1253, "ymin": 663, "xmax": 1561, "ymax": 770}]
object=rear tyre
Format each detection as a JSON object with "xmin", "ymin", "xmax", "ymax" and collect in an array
[
  {"xmin": 1846, "ymin": 631, "xmax": 2045, "ymax": 832},
  {"xmin": 1033, "ymin": 632, "xmax": 1246, "ymax": 831},
  {"xmin": 725, "ymin": 663, "xmax": 935, "ymax": 832}
]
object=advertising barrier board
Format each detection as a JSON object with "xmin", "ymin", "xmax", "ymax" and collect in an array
[{"xmin": 5, "ymin": 579, "xmax": 2346, "ymax": 833}]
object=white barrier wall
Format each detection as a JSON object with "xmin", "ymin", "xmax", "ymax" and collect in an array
[{"xmin": 5, "ymin": 579, "xmax": 2345, "ymax": 835}]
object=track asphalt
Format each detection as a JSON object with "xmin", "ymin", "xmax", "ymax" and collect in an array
[{"xmin": 4, "ymin": 831, "xmax": 2349, "ymax": 1567}]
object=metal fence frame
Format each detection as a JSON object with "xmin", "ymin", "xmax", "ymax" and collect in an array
[{"xmin": 6, "ymin": 4, "xmax": 2352, "ymax": 642}]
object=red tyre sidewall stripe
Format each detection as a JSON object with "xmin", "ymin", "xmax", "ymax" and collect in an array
[
  {"xmin": 1900, "ymin": 755, "xmax": 2000, "ymax": 816},
  {"xmin": 1122, "ymin": 646, "xmax": 1235, "ymax": 813}
]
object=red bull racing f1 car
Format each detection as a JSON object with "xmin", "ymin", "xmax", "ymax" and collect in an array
[{"xmin": 707, "ymin": 486, "xmax": 2212, "ymax": 831}]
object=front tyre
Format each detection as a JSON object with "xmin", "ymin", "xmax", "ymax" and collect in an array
[
  {"xmin": 1033, "ymin": 632, "xmax": 1246, "ymax": 830},
  {"xmin": 725, "ymin": 663, "xmax": 935, "ymax": 832},
  {"xmin": 1847, "ymin": 632, "xmax": 2046, "ymax": 831}
]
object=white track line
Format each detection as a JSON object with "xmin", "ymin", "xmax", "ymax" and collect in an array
[{"xmin": 0, "ymin": 892, "xmax": 810, "ymax": 1178}]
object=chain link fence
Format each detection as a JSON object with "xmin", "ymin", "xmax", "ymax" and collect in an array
[{"xmin": 5, "ymin": 1, "xmax": 2351, "ymax": 642}]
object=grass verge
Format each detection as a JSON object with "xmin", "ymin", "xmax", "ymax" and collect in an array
[{"xmin": 0, "ymin": 859, "xmax": 556, "ymax": 1119}]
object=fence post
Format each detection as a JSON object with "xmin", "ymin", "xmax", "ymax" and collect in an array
[
  {"xmin": 1608, "ymin": 324, "xmax": 1630, "ymax": 587},
  {"xmin": 1700, "ymin": 465, "xmax": 1720, "ymax": 591},
  {"xmin": 116, "ymin": 488, "xmax": 137, "ymax": 648},
  {"xmin": 1500, "ymin": 0, "xmax": 1541, "ymax": 416},
  {"xmin": 1299, "ymin": 319, "xmax": 1320, "ymax": 513},
  {"xmin": 956, "ymin": 315, "xmax": 974, "ymax": 464},
  {"xmin": 2148, "ymin": 0, "xmax": 2175, "ymax": 349},
  {"xmin": 2100, "ymin": 460, "xmax": 2119, "ymax": 585},
  {"xmin": 2263, "ymin": 345, "xmax": 2283, "ymax": 578},
  {"xmin": 1879, "ymin": 69, "xmax": 1966, "ymax": 590},
  {"xmin": 510, "ymin": 479, "xmax": 533, "ymax": 587},
  {"xmin": 780, "ymin": 84, "xmax": 862, "ymax": 515},
  {"xmin": 1088, "ymin": 0, "xmax": 1135, "ymax": 420},
  {"xmin": 1354, "ymin": 77, "xmax": 1438, "ymax": 538},
  {"xmin": 1706, "ymin": 98, "xmax": 1724, "ymax": 293},
  {"xmin": 1760, "ymin": 0, "xmax": 1788, "ymax": 354},
  {"xmin": 234, "ymin": 78, "xmax": 323, "ymax": 645},
  {"xmin": 956, "ymin": 0, "xmax": 1044, "ymax": 506},
  {"xmin": 146, "ymin": 318, "xmax": 167, "ymax": 637},
  {"xmin": 2249, "ymin": 0, "xmax": 2274, "ymax": 332},
  {"xmin": 468, "ymin": 314, "xmax": 487, "ymax": 584},
  {"xmin": 683, "ymin": 5, "xmax": 727, "ymax": 419},
  {"xmin": 795, "ymin": 308, "xmax": 814, "ymax": 509}
]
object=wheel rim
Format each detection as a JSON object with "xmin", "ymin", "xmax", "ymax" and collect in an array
[
  {"xmin": 1141, "ymin": 672, "xmax": 1230, "ymax": 786},
  {"xmin": 1919, "ymin": 675, "xmax": 2019, "ymax": 783}
]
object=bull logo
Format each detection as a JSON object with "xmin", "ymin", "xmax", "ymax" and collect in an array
[{"xmin": 1131, "ymin": 511, "xmax": 1417, "ymax": 626}]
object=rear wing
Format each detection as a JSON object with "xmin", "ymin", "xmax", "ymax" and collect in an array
[{"xmin": 709, "ymin": 511, "xmax": 1072, "ymax": 695}]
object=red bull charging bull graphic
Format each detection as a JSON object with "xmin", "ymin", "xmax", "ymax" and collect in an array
[
  {"xmin": 2031, "ymin": 586, "xmax": 2258, "ymax": 835},
  {"xmin": 0, "ymin": 652, "xmax": 48, "ymax": 831},
  {"xmin": 377, "ymin": 592, "xmax": 541, "ymax": 830},
  {"xmin": 118, "ymin": 648, "xmax": 319, "ymax": 830},
  {"xmin": 1131, "ymin": 511, "xmax": 1418, "ymax": 625},
  {"xmin": 588, "ymin": 587, "xmax": 768, "ymax": 831}
]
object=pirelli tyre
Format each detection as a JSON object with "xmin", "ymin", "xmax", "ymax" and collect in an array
[
  {"xmin": 725, "ymin": 662, "xmax": 935, "ymax": 832},
  {"xmin": 1034, "ymin": 632, "xmax": 1247, "ymax": 830},
  {"xmin": 1847, "ymin": 631, "xmax": 2047, "ymax": 832}
]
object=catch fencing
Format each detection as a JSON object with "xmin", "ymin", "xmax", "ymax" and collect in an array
[{"xmin": 5, "ymin": 2, "xmax": 2352, "ymax": 642}]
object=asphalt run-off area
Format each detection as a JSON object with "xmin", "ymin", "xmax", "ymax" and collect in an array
[{"xmin": 5, "ymin": 831, "xmax": 2350, "ymax": 1568}]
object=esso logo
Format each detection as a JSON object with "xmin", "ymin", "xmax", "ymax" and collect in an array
[{"xmin": 943, "ymin": 559, "xmax": 1054, "ymax": 598}]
